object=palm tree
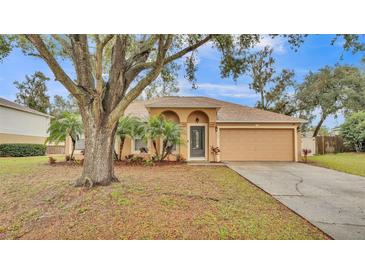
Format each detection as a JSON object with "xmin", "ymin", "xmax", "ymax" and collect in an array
[
  {"xmin": 116, "ymin": 115, "xmax": 145, "ymax": 160},
  {"xmin": 146, "ymin": 115, "xmax": 181, "ymax": 161},
  {"xmin": 160, "ymin": 120, "xmax": 181, "ymax": 160},
  {"xmin": 146, "ymin": 115, "xmax": 165, "ymax": 159},
  {"xmin": 47, "ymin": 112, "xmax": 83, "ymax": 160}
]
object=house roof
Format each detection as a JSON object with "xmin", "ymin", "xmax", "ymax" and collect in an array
[
  {"xmin": 0, "ymin": 97, "xmax": 52, "ymax": 118},
  {"xmin": 124, "ymin": 100, "xmax": 150, "ymax": 119},
  {"xmin": 145, "ymin": 96, "xmax": 223, "ymax": 108},
  {"xmin": 126, "ymin": 96, "xmax": 306, "ymax": 123}
]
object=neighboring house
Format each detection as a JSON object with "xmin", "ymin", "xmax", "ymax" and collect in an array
[
  {"xmin": 117, "ymin": 96, "xmax": 305, "ymax": 162},
  {"xmin": 0, "ymin": 97, "xmax": 51, "ymax": 144},
  {"xmin": 330, "ymin": 126, "xmax": 341, "ymax": 136}
]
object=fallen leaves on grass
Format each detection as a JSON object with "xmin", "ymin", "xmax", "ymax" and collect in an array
[{"xmin": 0, "ymin": 156, "xmax": 329, "ymax": 240}]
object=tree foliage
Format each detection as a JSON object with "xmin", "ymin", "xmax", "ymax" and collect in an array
[
  {"xmin": 14, "ymin": 71, "xmax": 51, "ymax": 113},
  {"xmin": 47, "ymin": 112, "xmax": 83, "ymax": 159},
  {"xmin": 296, "ymin": 66, "xmax": 365, "ymax": 137},
  {"xmin": 50, "ymin": 94, "xmax": 79, "ymax": 117},
  {"xmin": 340, "ymin": 112, "xmax": 365, "ymax": 152},
  {"xmin": 116, "ymin": 115, "xmax": 145, "ymax": 159},
  {"xmin": 0, "ymin": 36, "xmax": 13, "ymax": 61},
  {"xmin": 247, "ymin": 46, "xmax": 295, "ymax": 113}
]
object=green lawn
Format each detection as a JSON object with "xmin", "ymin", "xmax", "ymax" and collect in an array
[
  {"xmin": 0, "ymin": 156, "xmax": 328, "ymax": 239},
  {"xmin": 309, "ymin": 152, "xmax": 365, "ymax": 177}
]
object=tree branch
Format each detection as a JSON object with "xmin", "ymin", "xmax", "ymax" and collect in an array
[
  {"xmin": 69, "ymin": 35, "xmax": 95, "ymax": 92},
  {"xmin": 25, "ymin": 34, "xmax": 82, "ymax": 101},
  {"xmin": 101, "ymin": 34, "xmax": 114, "ymax": 48},
  {"xmin": 107, "ymin": 35, "xmax": 172, "ymax": 126},
  {"xmin": 51, "ymin": 34, "xmax": 72, "ymax": 55},
  {"xmin": 132, "ymin": 35, "xmax": 213, "ymax": 71},
  {"xmin": 107, "ymin": 35, "xmax": 128, "ymax": 110}
]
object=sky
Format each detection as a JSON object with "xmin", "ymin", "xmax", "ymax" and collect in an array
[{"xmin": 0, "ymin": 35, "xmax": 364, "ymax": 129}]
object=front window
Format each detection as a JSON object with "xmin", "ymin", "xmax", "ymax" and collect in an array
[
  {"xmin": 166, "ymin": 140, "xmax": 177, "ymax": 152},
  {"xmin": 75, "ymin": 139, "xmax": 85, "ymax": 150},
  {"xmin": 134, "ymin": 138, "xmax": 148, "ymax": 153}
]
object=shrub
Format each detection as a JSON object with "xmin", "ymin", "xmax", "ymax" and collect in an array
[
  {"xmin": 130, "ymin": 156, "xmax": 145, "ymax": 164},
  {"xmin": 340, "ymin": 112, "xmax": 365, "ymax": 152},
  {"xmin": 175, "ymin": 154, "xmax": 186, "ymax": 162},
  {"xmin": 143, "ymin": 159, "xmax": 155, "ymax": 167},
  {"xmin": 0, "ymin": 143, "xmax": 47, "ymax": 157}
]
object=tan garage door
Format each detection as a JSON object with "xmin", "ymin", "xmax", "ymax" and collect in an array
[{"xmin": 220, "ymin": 128, "xmax": 294, "ymax": 161}]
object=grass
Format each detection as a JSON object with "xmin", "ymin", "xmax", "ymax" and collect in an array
[
  {"xmin": 308, "ymin": 152, "xmax": 365, "ymax": 177},
  {"xmin": 0, "ymin": 156, "xmax": 328, "ymax": 239}
]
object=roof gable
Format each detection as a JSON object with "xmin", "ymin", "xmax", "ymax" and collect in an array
[{"xmin": 0, "ymin": 97, "xmax": 51, "ymax": 118}]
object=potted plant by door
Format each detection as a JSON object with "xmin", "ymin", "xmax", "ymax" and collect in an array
[{"xmin": 211, "ymin": 146, "xmax": 221, "ymax": 162}]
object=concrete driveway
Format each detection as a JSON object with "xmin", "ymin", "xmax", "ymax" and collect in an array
[{"xmin": 226, "ymin": 162, "xmax": 365, "ymax": 240}]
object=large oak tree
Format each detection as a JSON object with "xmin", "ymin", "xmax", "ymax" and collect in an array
[
  {"xmin": 246, "ymin": 46, "xmax": 295, "ymax": 113},
  {"xmin": 296, "ymin": 65, "xmax": 365, "ymax": 137}
]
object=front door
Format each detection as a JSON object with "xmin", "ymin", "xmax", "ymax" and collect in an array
[{"xmin": 190, "ymin": 126, "xmax": 205, "ymax": 158}]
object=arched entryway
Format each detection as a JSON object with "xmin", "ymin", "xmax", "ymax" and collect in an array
[
  {"xmin": 187, "ymin": 111, "xmax": 209, "ymax": 161},
  {"xmin": 161, "ymin": 110, "xmax": 180, "ymax": 123}
]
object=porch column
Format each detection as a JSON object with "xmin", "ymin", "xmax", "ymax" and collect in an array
[
  {"xmin": 208, "ymin": 122, "xmax": 217, "ymax": 162},
  {"xmin": 216, "ymin": 126, "xmax": 220, "ymax": 162},
  {"xmin": 180, "ymin": 122, "xmax": 188, "ymax": 160}
]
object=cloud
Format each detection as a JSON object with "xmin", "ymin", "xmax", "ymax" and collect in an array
[
  {"xmin": 178, "ymin": 79, "xmax": 258, "ymax": 100},
  {"xmin": 255, "ymin": 35, "xmax": 286, "ymax": 54},
  {"xmin": 196, "ymin": 41, "xmax": 220, "ymax": 61}
]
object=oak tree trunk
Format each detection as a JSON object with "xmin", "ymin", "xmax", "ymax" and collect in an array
[
  {"xmin": 312, "ymin": 115, "xmax": 327, "ymax": 137},
  {"xmin": 74, "ymin": 109, "xmax": 118, "ymax": 187}
]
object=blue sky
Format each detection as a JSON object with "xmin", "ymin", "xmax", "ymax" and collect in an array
[{"xmin": 0, "ymin": 35, "xmax": 364, "ymax": 129}]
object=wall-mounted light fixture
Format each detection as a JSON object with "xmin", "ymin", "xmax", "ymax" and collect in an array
[{"xmin": 195, "ymin": 117, "xmax": 199, "ymax": 123}]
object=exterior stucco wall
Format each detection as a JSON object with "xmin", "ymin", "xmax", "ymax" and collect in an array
[
  {"xmin": 0, "ymin": 106, "xmax": 50, "ymax": 138},
  {"xmin": 0, "ymin": 133, "xmax": 47, "ymax": 144}
]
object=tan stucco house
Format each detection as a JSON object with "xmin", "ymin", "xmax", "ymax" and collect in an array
[
  {"xmin": 0, "ymin": 97, "xmax": 51, "ymax": 144},
  {"xmin": 116, "ymin": 96, "xmax": 305, "ymax": 162}
]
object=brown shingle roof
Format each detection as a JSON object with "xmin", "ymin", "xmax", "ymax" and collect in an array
[
  {"xmin": 0, "ymin": 97, "xmax": 51, "ymax": 118},
  {"xmin": 145, "ymin": 96, "xmax": 223, "ymax": 108},
  {"xmin": 126, "ymin": 96, "xmax": 305, "ymax": 123},
  {"xmin": 124, "ymin": 100, "xmax": 149, "ymax": 119}
]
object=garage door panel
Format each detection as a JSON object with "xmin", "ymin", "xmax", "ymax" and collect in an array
[{"xmin": 220, "ymin": 129, "xmax": 294, "ymax": 161}]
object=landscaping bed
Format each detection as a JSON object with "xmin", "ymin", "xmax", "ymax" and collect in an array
[{"xmin": 0, "ymin": 156, "xmax": 328, "ymax": 239}]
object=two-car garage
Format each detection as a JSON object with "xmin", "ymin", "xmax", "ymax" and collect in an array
[{"xmin": 219, "ymin": 128, "xmax": 296, "ymax": 162}]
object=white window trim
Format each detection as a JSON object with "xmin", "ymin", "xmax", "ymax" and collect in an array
[
  {"xmin": 131, "ymin": 137, "xmax": 150, "ymax": 154},
  {"xmin": 159, "ymin": 138, "xmax": 179, "ymax": 155},
  {"xmin": 187, "ymin": 123, "xmax": 208, "ymax": 161}
]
